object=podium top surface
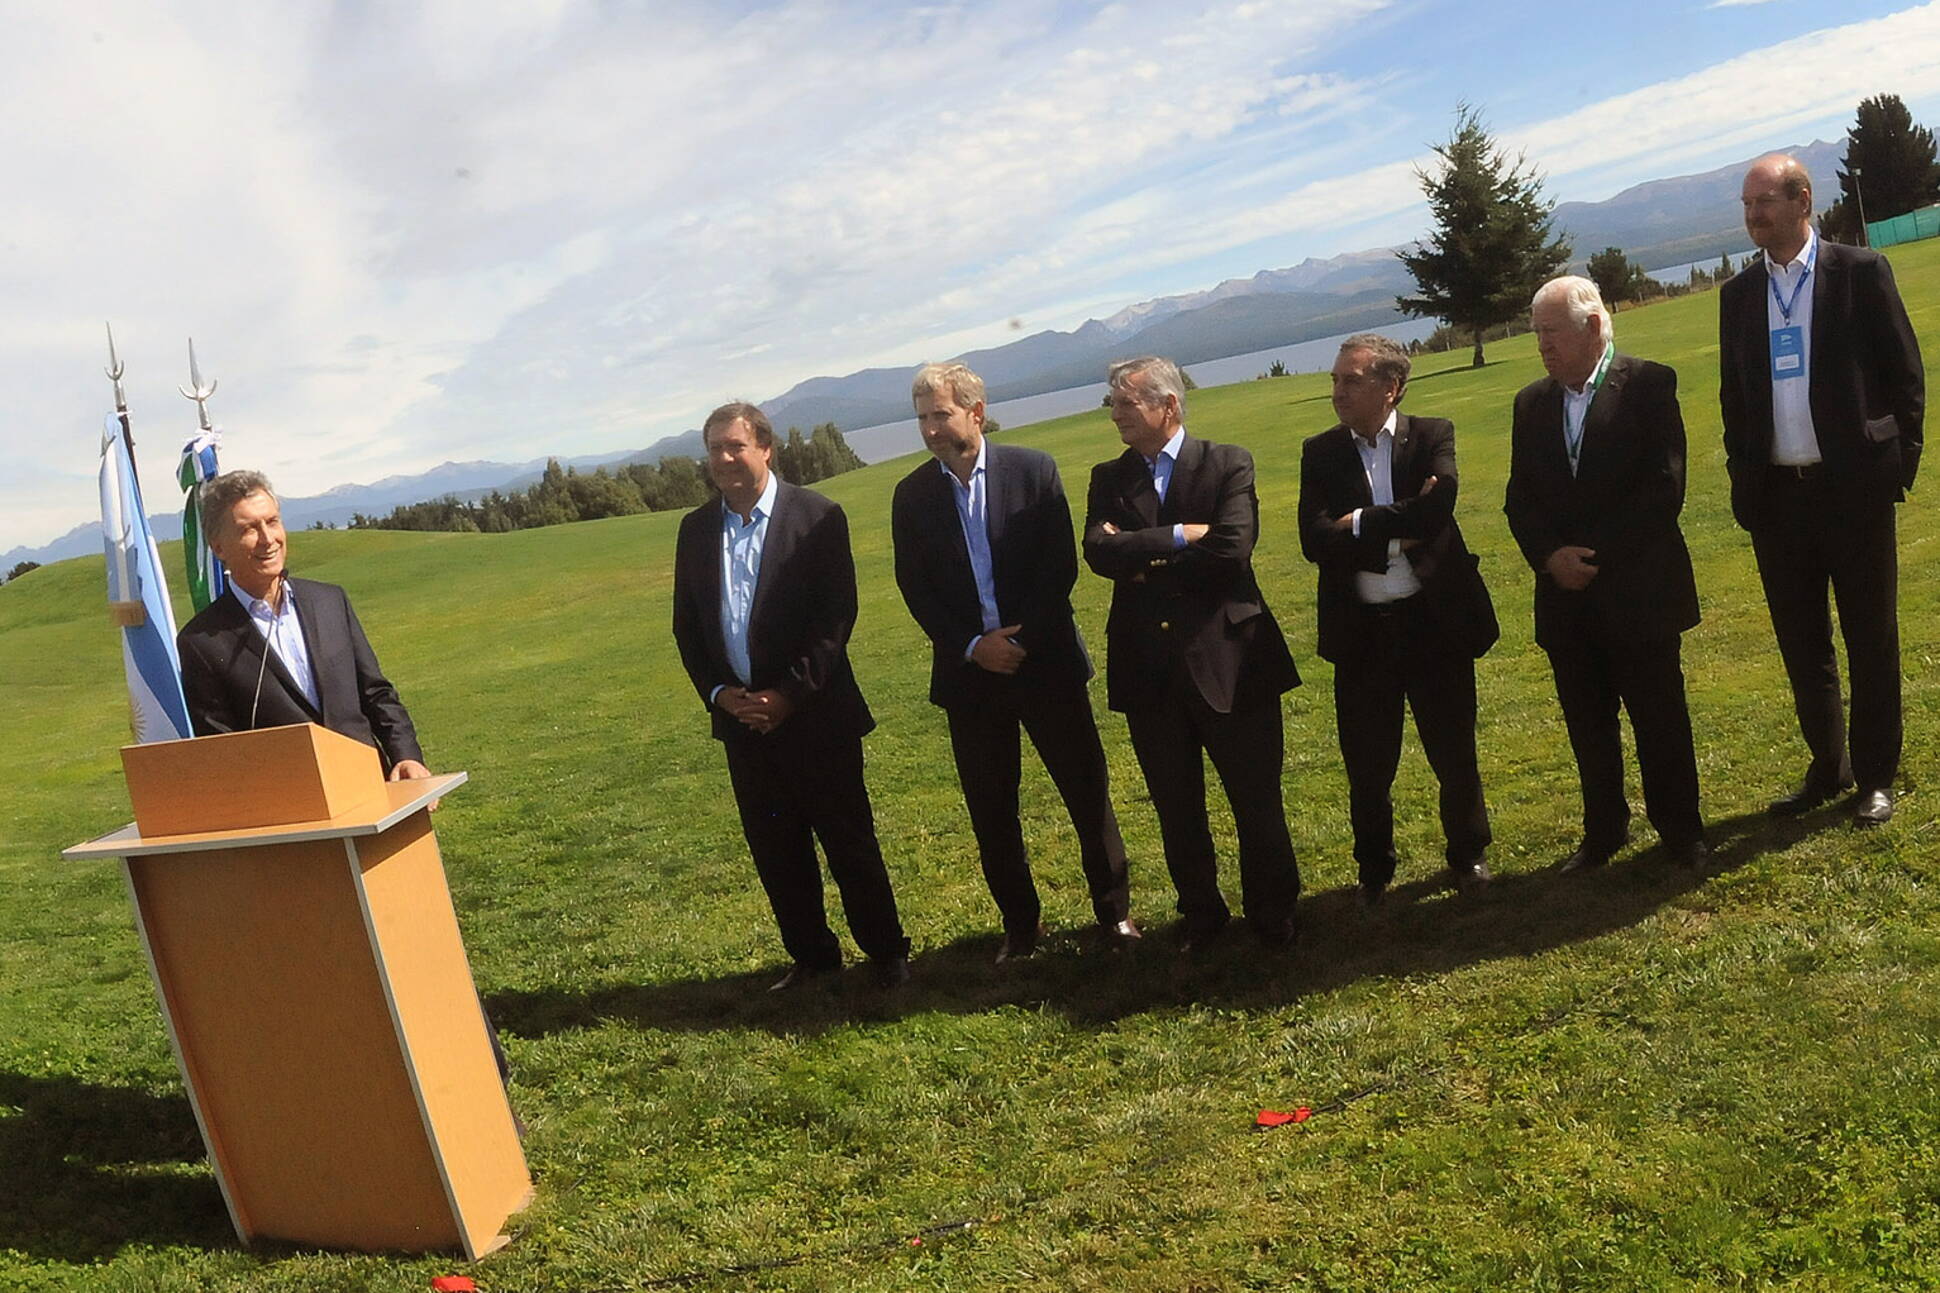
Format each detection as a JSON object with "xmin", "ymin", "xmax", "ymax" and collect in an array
[{"xmin": 62, "ymin": 773, "xmax": 468, "ymax": 860}]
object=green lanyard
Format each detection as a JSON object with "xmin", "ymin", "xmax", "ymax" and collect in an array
[{"xmin": 1564, "ymin": 342, "xmax": 1615, "ymax": 475}]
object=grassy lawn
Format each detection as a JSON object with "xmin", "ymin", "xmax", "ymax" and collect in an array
[{"xmin": 2, "ymin": 238, "xmax": 1937, "ymax": 1290}]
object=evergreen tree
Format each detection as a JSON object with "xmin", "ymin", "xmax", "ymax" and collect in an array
[
  {"xmin": 1837, "ymin": 93, "xmax": 1940, "ymax": 232},
  {"xmin": 1397, "ymin": 104, "xmax": 1571, "ymax": 368}
]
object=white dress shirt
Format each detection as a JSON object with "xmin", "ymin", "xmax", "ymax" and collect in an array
[
  {"xmin": 1348, "ymin": 411, "xmax": 1423, "ymax": 604},
  {"xmin": 1765, "ymin": 227, "xmax": 1821, "ymax": 466},
  {"xmin": 234, "ymin": 579, "xmax": 320, "ymax": 710}
]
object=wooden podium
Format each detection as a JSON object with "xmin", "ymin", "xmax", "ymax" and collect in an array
[{"xmin": 63, "ymin": 723, "xmax": 532, "ymax": 1258}]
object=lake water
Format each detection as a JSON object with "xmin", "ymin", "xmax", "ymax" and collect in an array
[
  {"xmin": 845, "ymin": 315, "xmax": 1441, "ymax": 463},
  {"xmin": 1644, "ymin": 249, "xmax": 1757, "ymax": 286}
]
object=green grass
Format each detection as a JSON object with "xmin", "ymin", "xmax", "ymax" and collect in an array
[{"xmin": 2, "ymin": 239, "xmax": 1939, "ymax": 1290}]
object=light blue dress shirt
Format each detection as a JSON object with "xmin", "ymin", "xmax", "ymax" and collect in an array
[
  {"xmin": 717, "ymin": 471, "xmax": 780, "ymax": 695},
  {"xmin": 234, "ymin": 579, "xmax": 319, "ymax": 711},
  {"xmin": 942, "ymin": 442, "xmax": 1002, "ymax": 659},
  {"xmin": 1147, "ymin": 426, "xmax": 1189, "ymax": 549}
]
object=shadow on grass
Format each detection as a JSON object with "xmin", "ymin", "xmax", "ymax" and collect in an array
[
  {"xmin": 0, "ymin": 1070, "xmax": 233, "ymax": 1261},
  {"xmin": 485, "ymin": 802, "xmax": 1849, "ymax": 1040}
]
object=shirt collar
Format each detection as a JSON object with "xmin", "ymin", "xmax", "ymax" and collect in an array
[
  {"xmin": 230, "ymin": 579, "xmax": 291, "ymax": 616},
  {"xmin": 1769, "ymin": 226, "xmax": 1818, "ymax": 277},
  {"xmin": 1149, "ymin": 426, "xmax": 1186, "ymax": 466},
  {"xmin": 1353, "ymin": 409, "xmax": 1398, "ymax": 448},
  {"xmin": 936, "ymin": 437, "xmax": 988, "ymax": 483},
  {"xmin": 723, "ymin": 470, "xmax": 780, "ymax": 525}
]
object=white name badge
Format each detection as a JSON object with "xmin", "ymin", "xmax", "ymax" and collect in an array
[{"xmin": 1770, "ymin": 326, "xmax": 1805, "ymax": 380}]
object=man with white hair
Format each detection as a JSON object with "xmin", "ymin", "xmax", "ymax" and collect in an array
[{"xmin": 1505, "ymin": 277, "xmax": 1708, "ymax": 870}]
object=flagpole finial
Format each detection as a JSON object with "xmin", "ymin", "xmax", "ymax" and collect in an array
[
  {"xmin": 178, "ymin": 337, "xmax": 217, "ymax": 433},
  {"xmin": 104, "ymin": 322, "xmax": 128, "ymax": 415}
]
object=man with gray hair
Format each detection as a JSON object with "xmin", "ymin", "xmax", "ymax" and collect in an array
[
  {"xmin": 892, "ymin": 361, "xmax": 1137, "ymax": 961},
  {"xmin": 1084, "ymin": 355, "xmax": 1302, "ymax": 951},
  {"xmin": 1505, "ymin": 277, "xmax": 1708, "ymax": 871},
  {"xmin": 177, "ymin": 470, "xmax": 430, "ymax": 780},
  {"xmin": 1299, "ymin": 333, "xmax": 1498, "ymax": 907}
]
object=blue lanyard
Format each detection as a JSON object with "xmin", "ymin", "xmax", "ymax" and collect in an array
[{"xmin": 1768, "ymin": 247, "xmax": 1814, "ymax": 324}]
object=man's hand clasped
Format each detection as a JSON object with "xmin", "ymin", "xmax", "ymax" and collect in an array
[{"xmin": 717, "ymin": 685, "xmax": 796, "ymax": 734}]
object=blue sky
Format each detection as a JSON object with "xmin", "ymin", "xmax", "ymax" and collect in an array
[{"xmin": 4, "ymin": 0, "xmax": 1938, "ymax": 551}]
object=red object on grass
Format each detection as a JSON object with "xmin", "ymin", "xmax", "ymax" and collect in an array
[
  {"xmin": 1256, "ymin": 1107, "xmax": 1313, "ymax": 1128},
  {"xmin": 431, "ymin": 1278, "xmax": 477, "ymax": 1292}
]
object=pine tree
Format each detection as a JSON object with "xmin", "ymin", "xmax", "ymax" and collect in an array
[
  {"xmin": 1838, "ymin": 93, "xmax": 1940, "ymax": 232},
  {"xmin": 1397, "ymin": 104, "xmax": 1571, "ymax": 368}
]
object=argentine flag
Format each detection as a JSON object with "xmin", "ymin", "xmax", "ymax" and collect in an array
[{"xmin": 98, "ymin": 415, "xmax": 192, "ymax": 743}]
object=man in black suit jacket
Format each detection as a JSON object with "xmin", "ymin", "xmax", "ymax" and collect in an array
[
  {"xmin": 672, "ymin": 402, "xmax": 910, "ymax": 990},
  {"xmin": 178, "ymin": 471, "xmax": 429, "ymax": 781},
  {"xmin": 1506, "ymin": 277, "xmax": 1708, "ymax": 869},
  {"xmin": 1299, "ymin": 334, "xmax": 1497, "ymax": 905},
  {"xmin": 891, "ymin": 362, "xmax": 1136, "ymax": 962},
  {"xmin": 1083, "ymin": 355, "xmax": 1301, "ymax": 950},
  {"xmin": 1720, "ymin": 153, "xmax": 1925, "ymax": 827}
]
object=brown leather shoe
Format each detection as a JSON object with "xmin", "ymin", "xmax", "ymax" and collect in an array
[{"xmin": 1853, "ymin": 787, "xmax": 1894, "ymax": 828}]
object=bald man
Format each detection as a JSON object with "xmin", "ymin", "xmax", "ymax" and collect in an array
[{"xmin": 1720, "ymin": 153, "xmax": 1924, "ymax": 827}]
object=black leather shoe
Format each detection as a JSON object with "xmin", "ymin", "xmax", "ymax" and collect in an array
[
  {"xmin": 1178, "ymin": 917, "xmax": 1229, "ymax": 954},
  {"xmin": 871, "ymin": 956, "xmax": 911, "ymax": 988},
  {"xmin": 1769, "ymin": 773, "xmax": 1855, "ymax": 816},
  {"xmin": 1558, "ymin": 843, "xmax": 1616, "ymax": 873},
  {"xmin": 1250, "ymin": 912, "xmax": 1298, "ymax": 948},
  {"xmin": 1102, "ymin": 917, "xmax": 1143, "ymax": 947},
  {"xmin": 1853, "ymin": 787, "xmax": 1894, "ymax": 828},
  {"xmin": 1664, "ymin": 838, "xmax": 1712, "ymax": 867},
  {"xmin": 768, "ymin": 962, "xmax": 840, "ymax": 993},
  {"xmin": 1449, "ymin": 859, "xmax": 1491, "ymax": 892},
  {"xmin": 1358, "ymin": 880, "xmax": 1387, "ymax": 911},
  {"xmin": 995, "ymin": 922, "xmax": 1048, "ymax": 964}
]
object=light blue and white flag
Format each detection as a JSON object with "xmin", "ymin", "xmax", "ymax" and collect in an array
[
  {"xmin": 98, "ymin": 415, "xmax": 192, "ymax": 743},
  {"xmin": 176, "ymin": 428, "xmax": 225, "ymax": 612}
]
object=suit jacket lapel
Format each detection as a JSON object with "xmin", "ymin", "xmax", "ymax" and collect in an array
[
  {"xmin": 930, "ymin": 460, "xmax": 979, "ymax": 613},
  {"xmin": 1388, "ymin": 414, "xmax": 1415, "ymax": 497},
  {"xmin": 1808, "ymin": 242, "xmax": 1839, "ymax": 382},
  {"xmin": 1332, "ymin": 426, "xmax": 1374, "ymax": 506},
  {"xmin": 746, "ymin": 482, "xmax": 787, "ymax": 648},
  {"xmin": 1160, "ymin": 435, "xmax": 1203, "ymax": 524},
  {"xmin": 1577, "ymin": 356, "xmax": 1629, "ymax": 480},
  {"xmin": 1120, "ymin": 449, "xmax": 1160, "ymax": 527}
]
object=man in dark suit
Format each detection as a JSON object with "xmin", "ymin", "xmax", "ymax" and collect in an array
[
  {"xmin": 1720, "ymin": 152, "xmax": 1924, "ymax": 827},
  {"xmin": 672, "ymin": 402, "xmax": 911, "ymax": 990},
  {"xmin": 1298, "ymin": 334, "xmax": 1497, "ymax": 906},
  {"xmin": 178, "ymin": 470, "xmax": 430, "ymax": 782},
  {"xmin": 891, "ymin": 362, "xmax": 1137, "ymax": 962},
  {"xmin": 1083, "ymin": 355, "xmax": 1301, "ymax": 950},
  {"xmin": 1505, "ymin": 276, "xmax": 1708, "ymax": 869}
]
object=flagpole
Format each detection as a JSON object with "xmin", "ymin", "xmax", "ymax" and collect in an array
[{"xmin": 104, "ymin": 322, "xmax": 153, "ymax": 516}]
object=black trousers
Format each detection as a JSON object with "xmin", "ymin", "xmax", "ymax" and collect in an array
[
  {"xmin": 1123, "ymin": 671, "xmax": 1299, "ymax": 934},
  {"xmin": 1543, "ymin": 625, "xmax": 1703, "ymax": 852},
  {"xmin": 723, "ymin": 727, "xmax": 909, "ymax": 969},
  {"xmin": 1750, "ymin": 469, "xmax": 1901, "ymax": 792},
  {"xmin": 945, "ymin": 673, "xmax": 1131, "ymax": 934},
  {"xmin": 1331, "ymin": 598, "xmax": 1490, "ymax": 887}
]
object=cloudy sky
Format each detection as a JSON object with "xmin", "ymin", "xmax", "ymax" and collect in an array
[{"xmin": 6, "ymin": 0, "xmax": 1938, "ymax": 551}]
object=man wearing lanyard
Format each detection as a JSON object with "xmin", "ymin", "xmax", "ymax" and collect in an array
[
  {"xmin": 1298, "ymin": 334, "xmax": 1499, "ymax": 908},
  {"xmin": 1506, "ymin": 277, "xmax": 1708, "ymax": 870},
  {"xmin": 672, "ymin": 402, "xmax": 912, "ymax": 991},
  {"xmin": 891, "ymin": 362, "xmax": 1137, "ymax": 962},
  {"xmin": 1720, "ymin": 153, "xmax": 1924, "ymax": 827},
  {"xmin": 1083, "ymin": 356, "xmax": 1302, "ymax": 952}
]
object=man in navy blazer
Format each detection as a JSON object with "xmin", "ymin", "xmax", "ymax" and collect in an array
[
  {"xmin": 178, "ymin": 470, "xmax": 429, "ymax": 781},
  {"xmin": 891, "ymin": 362, "xmax": 1136, "ymax": 962},
  {"xmin": 1299, "ymin": 334, "xmax": 1497, "ymax": 905},
  {"xmin": 1505, "ymin": 277, "xmax": 1708, "ymax": 870},
  {"xmin": 1720, "ymin": 153, "xmax": 1924, "ymax": 827},
  {"xmin": 672, "ymin": 402, "xmax": 911, "ymax": 990},
  {"xmin": 1083, "ymin": 355, "xmax": 1301, "ymax": 951}
]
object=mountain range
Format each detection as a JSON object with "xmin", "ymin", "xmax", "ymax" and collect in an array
[{"xmin": 4, "ymin": 140, "xmax": 1841, "ymax": 575}]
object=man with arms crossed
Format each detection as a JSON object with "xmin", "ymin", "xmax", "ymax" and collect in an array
[
  {"xmin": 1083, "ymin": 356, "xmax": 1301, "ymax": 952},
  {"xmin": 1505, "ymin": 277, "xmax": 1708, "ymax": 870},
  {"xmin": 1720, "ymin": 153, "xmax": 1924, "ymax": 827},
  {"xmin": 672, "ymin": 402, "xmax": 912, "ymax": 990},
  {"xmin": 1299, "ymin": 334, "xmax": 1497, "ymax": 907},
  {"xmin": 891, "ymin": 361, "xmax": 1138, "ymax": 962}
]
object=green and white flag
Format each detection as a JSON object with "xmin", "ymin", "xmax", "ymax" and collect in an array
[{"xmin": 176, "ymin": 429, "xmax": 225, "ymax": 612}]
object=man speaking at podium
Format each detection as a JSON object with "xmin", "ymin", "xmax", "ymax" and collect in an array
[{"xmin": 176, "ymin": 469, "xmax": 432, "ymax": 784}]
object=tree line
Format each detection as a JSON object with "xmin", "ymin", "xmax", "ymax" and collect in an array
[
  {"xmin": 349, "ymin": 422, "xmax": 866, "ymax": 533},
  {"xmin": 1397, "ymin": 93, "xmax": 1939, "ymax": 367}
]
